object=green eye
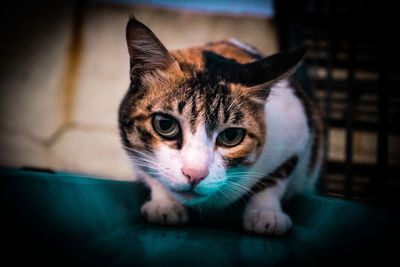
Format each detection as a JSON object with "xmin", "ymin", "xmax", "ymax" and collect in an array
[
  {"xmin": 217, "ymin": 128, "xmax": 245, "ymax": 147},
  {"xmin": 152, "ymin": 114, "xmax": 180, "ymax": 139}
]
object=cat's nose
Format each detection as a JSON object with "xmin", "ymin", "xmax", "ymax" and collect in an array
[{"xmin": 182, "ymin": 167, "xmax": 209, "ymax": 186}]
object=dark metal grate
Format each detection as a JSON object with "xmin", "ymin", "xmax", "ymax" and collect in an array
[{"xmin": 276, "ymin": 0, "xmax": 400, "ymax": 203}]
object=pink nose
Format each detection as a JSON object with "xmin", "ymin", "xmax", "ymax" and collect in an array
[{"xmin": 182, "ymin": 166, "xmax": 209, "ymax": 186}]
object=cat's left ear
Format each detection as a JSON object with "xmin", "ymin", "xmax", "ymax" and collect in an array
[
  {"xmin": 126, "ymin": 16, "xmax": 177, "ymax": 80},
  {"xmin": 239, "ymin": 47, "xmax": 306, "ymax": 102}
]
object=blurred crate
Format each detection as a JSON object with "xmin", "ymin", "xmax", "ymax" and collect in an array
[{"xmin": 275, "ymin": 0, "xmax": 400, "ymax": 203}]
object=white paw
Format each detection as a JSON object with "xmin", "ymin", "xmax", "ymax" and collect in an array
[
  {"xmin": 141, "ymin": 199, "xmax": 188, "ymax": 226},
  {"xmin": 243, "ymin": 208, "xmax": 292, "ymax": 235}
]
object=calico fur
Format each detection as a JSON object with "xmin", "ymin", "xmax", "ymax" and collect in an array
[{"xmin": 119, "ymin": 17, "xmax": 324, "ymax": 235}]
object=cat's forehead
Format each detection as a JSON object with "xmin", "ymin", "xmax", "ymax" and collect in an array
[
  {"xmin": 153, "ymin": 78, "xmax": 247, "ymax": 133},
  {"xmin": 130, "ymin": 47, "xmax": 263, "ymax": 135},
  {"xmin": 186, "ymin": 80, "xmax": 243, "ymax": 131}
]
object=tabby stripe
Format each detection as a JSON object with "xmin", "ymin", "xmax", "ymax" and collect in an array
[
  {"xmin": 190, "ymin": 93, "xmax": 198, "ymax": 132},
  {"xmin": 178, "ymin": 101, "xmax": 186, "ymax": 114},
  {"xmin": 205, "ymin": 93, "xmax": 224, "ymax": 132},
  {"xmin": 232, "ymin": 110, "xmax": 244, "ymax": 124},
  {"xmin": 250, "ymin": 155, "xmax": 298, "ymax": 195},
  {"xmin": 223, "ymin": 107, "xmax": 230, "ymax": 123}
]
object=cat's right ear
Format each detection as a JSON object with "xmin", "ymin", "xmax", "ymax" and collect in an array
[
  {"xmin": 239, "ymin": 48, "xmax": 306, "ymax": 103},
  {"xmin": 126, "ymin": 16, "xmax": 175, "ymax": 80}
]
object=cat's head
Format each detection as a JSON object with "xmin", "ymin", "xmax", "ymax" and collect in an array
[{"xmin": 119, "ymin": 17, "xmax": 305, "ymax": 206}]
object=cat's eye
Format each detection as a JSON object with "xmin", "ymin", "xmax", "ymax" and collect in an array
[
  {"xmin": 217, "ymin": 128, "xmax": 245, "ymax": 147},
  {"xmin": 152, "ymin": 113, "xmax": 180, "ymax": 139}
]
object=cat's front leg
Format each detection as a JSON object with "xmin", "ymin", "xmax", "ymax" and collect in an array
[
  {"xmin": 141, "ymin": 177, "xmax": 188, "ymax": 225},
  {"xmin": 243, "ymin": 180, "xmax": 292, "ymax": 235}
]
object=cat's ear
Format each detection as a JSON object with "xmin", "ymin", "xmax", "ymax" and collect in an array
[
  {"xmin": 126, "ymin": 16, "xmax": 175, "ymax": 80},
  {"xmin": 240, "ymin": 48, "xmax": 306, "ymax": 102}
]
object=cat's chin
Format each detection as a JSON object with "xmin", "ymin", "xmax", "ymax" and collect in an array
[{"xmin": 171, "ymin": 189, "xmax": 208, "ymax": 205}]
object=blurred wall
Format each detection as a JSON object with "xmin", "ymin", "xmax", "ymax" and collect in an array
[{"xmin": 0, "ymin": 0, "xmax": 278, "ymax": 180}]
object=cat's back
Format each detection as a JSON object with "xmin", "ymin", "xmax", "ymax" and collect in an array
[
  {"xmin": 171, "ymin": 39, "xmax": 263, "ymax": 69},
  {"xmin": 203, "ymin": 39, "xmax": 264, "ymax": 63}
]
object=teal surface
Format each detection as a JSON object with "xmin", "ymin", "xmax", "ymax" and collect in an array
[{"xmin": 1, "ymin": 168, "xmax": 398, "ymax": 266}]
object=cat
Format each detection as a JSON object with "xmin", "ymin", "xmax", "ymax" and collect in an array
[{"xmin": 119, "ymin": 17, "xmax": 324, "ymax": 235}]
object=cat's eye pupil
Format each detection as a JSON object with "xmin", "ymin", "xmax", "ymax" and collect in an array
[
  {"xmin": 159, "ymin": 119, "xmax": 172, "ymax": 131},
  {"xmin": 225, "ymin": 129, "xmax": 237, "ymax": 141}
]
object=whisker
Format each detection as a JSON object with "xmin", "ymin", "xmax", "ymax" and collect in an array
[
  {"xmin": 125, "ymin": 147, "xmax": 173, "ymax": 178},
  {"xmin": 225, "ymin": 183, "xmax": 253, "ymax": 199},
  {"xmin": 228, "ymin": 172, "xmax": 266, "ymax": 176},
  {"xmin": 222, "ymin": 183, "xmax": 253, "ymax": 207},
  {"xmin": 129, "ymin": 157, "xmax": 158, "ymax": 167},
  {"xmin": 123, "ymin": 146, "xmax": 155, "ymax": 161},
  {"xmin": 226, "ymin": 183, "xmax": 256, "ymax": 202},
  {"xmin": 227, "ymin": 174, "xmax": 265, "ymax": 179},
  {"xmin": 129, "ymin": 159, "xmax": 170, "ymax": 178},
  {"xmin": 215, "ymin": 186, "xmax": 242, "ymax": 211}
]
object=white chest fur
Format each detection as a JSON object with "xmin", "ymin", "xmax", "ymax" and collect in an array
[
  {"xmin": 252, "ymin": 79, "xmax": 310, "ymax": 174},
  {"xmin": 210, "ymin": 79, "xmax": 312, "ymax": 207}
]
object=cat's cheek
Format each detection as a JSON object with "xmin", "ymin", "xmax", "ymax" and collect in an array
[{"xmin": 153, "ymin": 145, "xmax": 187, "ymax": 186}]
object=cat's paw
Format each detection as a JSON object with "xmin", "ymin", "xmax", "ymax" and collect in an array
[
  {"xmin": 243, "ymin": 208, "xmax": 292, "ymax": 235},
  {"xmin": 141, "ymin": 199, "xmax": 188, "ymax": 226}
]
